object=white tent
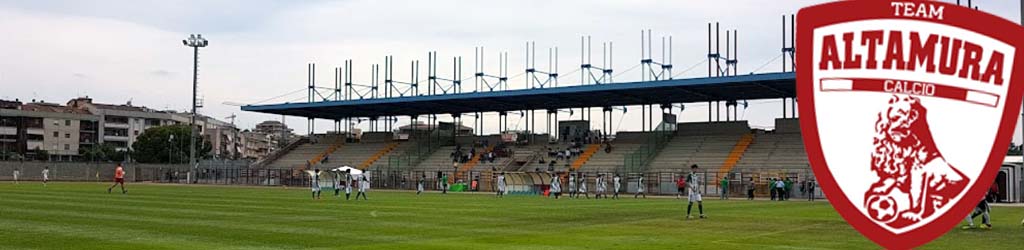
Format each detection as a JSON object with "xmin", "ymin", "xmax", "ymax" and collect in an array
[{"xmin": 331, "ymin": 166, "xmax": 364, "ymax": 176}]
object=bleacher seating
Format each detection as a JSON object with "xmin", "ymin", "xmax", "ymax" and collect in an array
[
  {"xmin": 734, "ymin": 118, "xmax": 809, "ymax": 170},
  {"xmin": 647, "ymin": 121, "xmax": 750, "ymax": 172},
  {"xmin": 264, "ymin": 136, "xmax": 339, "ymax": 169},
  {"xmin": 321, "ymin": 141, "xmax": 400, "ymax": 169},
  {"xmin": 259, "ymin": 119, "xmax": 812, "ymax": 176}
]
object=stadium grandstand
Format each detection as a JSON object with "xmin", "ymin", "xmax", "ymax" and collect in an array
[{"xmin": 233, "ymin": 18, "xmax": 822, "ymax": 198}]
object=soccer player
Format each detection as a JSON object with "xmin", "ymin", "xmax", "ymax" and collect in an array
[
  {"xmin": 962, "ymin": 196, "xmax": 992, "ymax": 229},
  {"xmin": 675, "ymin": 175, "xmax": 686, "ymax": 199},
  {"xmin": 416, "ymin": 174, "xmax": 425, "ymax": 195},
  {"xmin": 774, "ymin": 178, "xmax": 786, "ymax": 201},
  {"xmin": 612, "ymin": 174, "xmax": 621, "ymax": 199},
  {"xmin": 311, "ymin": 169, "xmax": 322, "ymax": 200},
  {"xmin": 720, "ymin": 177, "xmax": 729, "ymax": 200},
  {"xmin": 634, "ymin": 175, "xmax": 646, "ymax": 199},
  {"xmin": 746, "ymin": 177, "xmax": 756, "ymax": 200},
  {"xmin": 549, "ymin": 173, "xmax": 561, "ymax": 199},
  {"xmin": 496, "ymin": 172, "xmax": 507, "ymax": 198},
  {"xmin": 568, "ymin": 171, "xmax": 577, "ymax": 198},
  {"xmin": 577, "ymin": 173, "xmax": 589, "ymax": 199},
  {"xmin": 806, "ymin": 180, "xmax": 817, "ymax": 201},
  {"xmin": 355, "ymin": 175, "xmax": 369, "ymax": 200},
  {"xmin": 333, "ymin": 171, "xmax": 342, "ymax": 197},
  {"xmin": 441, "ymin": 173, "xmax": 449, "ymax": 194},
  {"xmin": 107, "ymin": 163, "xmax": 127, "ymax": 194},
  {"xmin": 345, "ymin": 170, "xmax": 354, "ymax": 200},
  {"xmin": 769, "ymin": 178, "xmax": 777, "ymax": 201},
  {"xmin": 41, "ymin": 166, "xmax": 50, "ymax": 187},
  {"xmin": 686, "ymin": 164, "xmax": 706, "ymax": 219},
  {"xmin": 12, "ymin": 168, "xmax": 19, "ymax": 184}
]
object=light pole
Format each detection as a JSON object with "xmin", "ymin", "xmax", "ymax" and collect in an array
[{"xmin": 183, "ymin": 34, "xmax": 208, "ymax": 182}]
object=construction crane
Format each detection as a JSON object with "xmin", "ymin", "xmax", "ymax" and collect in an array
[{"xmin": 225, "ymin": 114, "xmax": 236, "ymax": 126}]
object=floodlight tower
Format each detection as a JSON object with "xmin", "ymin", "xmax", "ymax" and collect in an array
[{"xmin": 182, "ymin": 34, "xmax": 208, "ymax": 179}]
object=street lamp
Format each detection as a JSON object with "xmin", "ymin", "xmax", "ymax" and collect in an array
[{"xmin": 183, "ymin": 34, "xmax": 208, "ymax": 183}]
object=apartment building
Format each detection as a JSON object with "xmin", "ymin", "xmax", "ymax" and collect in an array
[
  {"xmin": 0, "ymin": 100, "xmax": 99, "ymax": 161},
  {"xmin": 240, "ymin": 130, "xmax": 273, "ymax": 160},
  {"xmin": 67, "ymin": 97, "xmax": 180, "ymax": 152}
]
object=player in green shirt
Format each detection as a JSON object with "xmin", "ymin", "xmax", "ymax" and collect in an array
[
  {"xmin": 719, "ymin": 177, "xmax": 729, "ymax": 200},
  {"xmin": 783, "ymin": 178, "xmax": 794, "ymax": 201},
  {"xmin": 441, "ymin": 174, "xmax": 449, "ymax": 194}
]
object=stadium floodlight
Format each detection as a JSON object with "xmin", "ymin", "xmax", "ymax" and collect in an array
[{"xmin": 183, "ymin": 33, "xmax": 209, "ymax": 182}]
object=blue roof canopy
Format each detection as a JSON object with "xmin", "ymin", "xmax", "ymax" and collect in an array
[{"xmin": 242, "ymin": 72, "xmax": 795, "ymax": 119}]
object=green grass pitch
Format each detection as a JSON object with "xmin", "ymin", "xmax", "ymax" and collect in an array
[{"xmin": 1, "ymin": 182, "xmax": 1022, "ymax": 249}]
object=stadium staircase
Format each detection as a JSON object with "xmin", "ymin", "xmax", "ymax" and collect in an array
[
  {"xmin": 570, "ymin": 144, "xmax": 601, "ymax": 171},
  {"xmin": 454, "ymin": 145, "xmax": 495, "ymax": 183},
  {"xmin": 717, "ymin": 133, "xmax": 753, "ymax": 175},
  {"xmin": 358, "ymin": 142, "xmax": 400, "ymax": 170}
]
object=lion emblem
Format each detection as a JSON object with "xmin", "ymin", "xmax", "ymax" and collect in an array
[{"xmin": 864, "ymin": 95, "xmax": 968, "ymax": 228}]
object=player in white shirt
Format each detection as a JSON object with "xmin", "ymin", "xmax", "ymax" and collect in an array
[
  {"xmin": 595, "ymin": 174, "xmax": 606, "ymax": 199},
  {"xmin": 332, "ymin": 171, "xmax": 342, "ymax": 197},
  {"xmin": 345, "ymin": 170, "xmax": 354, "ymax": 200},
  {"xmin": 310, "ymin": 169, "xmax": 322, "ymax": 200},
  {"xmin": 355, "ymin": 175, "xmax": 369, "ymax": 200},
  {"xmin": 416, "ymin": 174, "xmax": 425, "ymax": 195},
  {"xmin": 568, "ymin": 172, "xmax": 577, "ymax": 198},
  {"xmin": 577, "ymin": 173, "xmax": 589, "ymax": 199},
  {"xmin": 612, "ymin": 174, "xmax": 621, "ymax": 199},
  {"xmin": 686, "ymin": 164, "xmax": 706, "ymax": 219},
  {"xmin": 634, "ymin": 175, "xmax": 646, "ymax": 199},
  {"xmin": 549, "ymin": 173, "xmax": 561, "ymax": 199},
  {"xmin": 41, "ymin": 167, "xmax": 50, "ymax": 187},
  {"xmin": 496, "ymin": 172, "xmax": 507, "ymax": 198},
  {"xmin": 12, "ymin": 168, "xmax": 19, "ymax": 184}
]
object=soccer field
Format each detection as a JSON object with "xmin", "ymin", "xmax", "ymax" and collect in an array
[{"xmin": 1, "ymin": 183, "xmax": 1022, "ymax": 249}]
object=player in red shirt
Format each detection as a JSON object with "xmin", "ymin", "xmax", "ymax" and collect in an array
[
  {"xmin": 675, "ymin": 175, "xmax": 687, "ymax": 199},
  {"xmin": 107, "ymin": 163, "xmax": 127, "ymax": 194}
]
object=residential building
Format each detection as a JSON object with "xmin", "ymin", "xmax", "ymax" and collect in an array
[
  {"xmin": 240, "ymin": 130, "xmax": 273, "ymax": 160},
  {"xmin": 254, "ymin": 120, "xmax": 294, "ymax": 146},
  {"xmin": 0, "ymin": 100, "xmax": 99, "ymax": 161},
  {"xmin": 67, "ymin": 97, "xmax": 181, "ymax": 152}
]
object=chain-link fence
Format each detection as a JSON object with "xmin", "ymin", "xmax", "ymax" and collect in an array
[{"xmin": 0, "ymin": 161, "xmax": 825, "ymax": 199}]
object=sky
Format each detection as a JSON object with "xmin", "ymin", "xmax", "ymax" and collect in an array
[{"xmin": 1, "ymin": 0, "xmax": 1021, "ymax": 142}]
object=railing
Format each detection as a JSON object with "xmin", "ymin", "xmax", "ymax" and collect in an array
[
  {"xmin": 622, "ymin": 121, "xmax": 676, "ymax": 173},
  {"xmin": 386, "ymin": 129, "xmax": 451, "ymax": 170},
  {"xmin": 129, "ymin": 167, "xmax": 824, "ymax": 199}
]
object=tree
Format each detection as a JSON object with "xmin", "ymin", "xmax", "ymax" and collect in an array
[
  {"xmin": 33, "ymin": 149, "xmax": 49, "ymax": 161},
  {"xmin": 131, "ymin": 124, "xmax": 211, "ymax": 164},
  {"xmin": 1008, "ymin": 142, "xmax": 1023, "ymax": 156},
  {"xmin": 80, "ymin": 143, "xmax": 126, "ymax": 162}
]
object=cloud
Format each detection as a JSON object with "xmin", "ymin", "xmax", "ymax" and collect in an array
[
  {"xmin": 0, "ymin": 0, "xmax": 1020, "ymax": 142},
  {"xmin": 149, "ymin": 70, "xmax": 175, "ymax": 78}
]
